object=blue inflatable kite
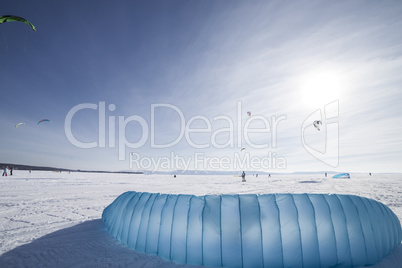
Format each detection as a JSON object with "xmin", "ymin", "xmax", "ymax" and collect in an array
[
  {"xmin": 102, "ymin": 192, "xmax": 401, "ymax": 267},
  {"xmin": 333, "ymin": 173, "xmax": 350, "ymax": 179}
]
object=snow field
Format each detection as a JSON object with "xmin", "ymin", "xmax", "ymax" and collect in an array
[{"xmin": 0, "ymin": 171, "xmax": 401, "ymax": 267}]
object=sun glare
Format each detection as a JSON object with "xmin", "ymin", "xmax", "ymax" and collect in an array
[{"xmin": 300, "ymin": 71, "xmax": 342, "ymax": 108}]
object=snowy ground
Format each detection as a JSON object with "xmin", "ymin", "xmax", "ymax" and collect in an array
[{"xmin": 0, "ymin": 171, "xmax": 401, "ymax": 267}]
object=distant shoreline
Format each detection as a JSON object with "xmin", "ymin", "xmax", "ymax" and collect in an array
[
  {"xmin": 1, "ymin": 163, "xmax": 399, "ymax": 176},
  {"xmin": 0, "ymin": 163, "xmax": 143, "ymax": 175}
]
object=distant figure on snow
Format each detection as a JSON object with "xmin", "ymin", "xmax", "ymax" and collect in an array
[
  {"xmin": 268, "ymin": 174, "xmax": 271, "ymax": 178},
  {"xmin": 369, "ymin": 173, "xmax": 371, "ymax": 176},
  {"xmin": 2, "ymin": 166, "xmax": 8, "ymax": 176},
  {"xmin": 10, "ymin": 167, "xmax": 13, "ymax": 176},
  {"xmin": 325, "ymin": 172, "xmax": 327, "ymax": 177},
  {"xmin": 241, "ymin": 171, "xmax": 246, "ymax": 182},
  {"xmin": 174, "ymin": 174, "xmax": 176, "ymax": 178}
]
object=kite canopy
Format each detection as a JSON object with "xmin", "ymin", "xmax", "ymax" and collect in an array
[
  {"xmin": 15, "ymin": 122, "xmax": 25, "ymax": 128},
  {"xmin": 38, "ymin": 119, "xmax": 51, "ymax": 125},
  {"xmin": 0, "ymin": 15, "xmax": 36, "ymax": 31},
  {"xmin": 103, "ymin": 191, "xmax": 402, "ymax": 267},
  {"xmin": 313, "ymin": 120, "xmax": 322, "ymax": 131},
  {"xmin": 333, "ymin": 173, "xmax": 351, "ymax": 179}
]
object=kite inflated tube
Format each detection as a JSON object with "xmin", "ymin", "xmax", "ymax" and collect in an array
[
  {"xmin": 333, "ymin": 173, "xmax": 351, "ymax": 179},
  {"xmin": 102, "ymin": 192, "xmax": 402, "ymax": 267}
]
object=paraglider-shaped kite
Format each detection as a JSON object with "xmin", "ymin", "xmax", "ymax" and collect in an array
[
  {"xmin": 38, "ymin": 119, "xmax": 51, "ymax": 125},
  {"xmin": 103, "ymin": 192, "xmax": 402, "ymax": 267},
  {"xmin": 0, "ymin": 15, "xmax": 36, "ymax": 31},
  {"xmin": 333, "ymin": 173, "xmax": 351, "ymax": 179},
  {"xmin": 15, "ymin": 122, "xmax": 25, "ymax": 128},
  {"xmin": 313, "ymin": 120, "xmax": 322, "ymax": 131}
]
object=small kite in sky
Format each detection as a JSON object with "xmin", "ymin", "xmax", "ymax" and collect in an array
[
  {"xmin": 38, "ymin": 119, "xmax": 52, "ymax": 125},
  {"xmin": 0, "ymin": 15, "xmax": 36, "ymax": 31},
  {"xmin": 15, "ymin": 122, "xmax": 25, "ymax": 128},
  {"xmin": 313, "ymin": 120, "xmax": 322, "ymax": 131}
]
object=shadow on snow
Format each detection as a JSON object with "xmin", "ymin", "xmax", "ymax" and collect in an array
[
  {"xmin": 0, "ymin": 219, "xmax": 400, "ymax": 268},
  {"xmin": 0, "ymin": 219, "xmax": 202, "ymax": 268}
]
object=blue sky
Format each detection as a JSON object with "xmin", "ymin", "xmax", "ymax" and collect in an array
[{"xmin": 1, "ymin": 0, "xmax": 402, "ymax": 172}]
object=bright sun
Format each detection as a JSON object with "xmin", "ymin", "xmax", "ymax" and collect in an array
[{"xmin": 300, "ymin": 71, "xmax": 343, "ymax": 108}]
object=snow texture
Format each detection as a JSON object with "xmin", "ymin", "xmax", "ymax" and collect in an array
[
  {"xmin": 1, "ymin": 171, "xmax": 402, "ymax": 267},
  {"xmin": 103, "ymin": 192, "xmax": 402, "ymax": 268}
]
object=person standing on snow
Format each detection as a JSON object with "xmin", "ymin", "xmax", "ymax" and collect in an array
[
  {"xmin": 241, "ymin": 171, "xmax": 246, "ymax": 182},
  {"xmin": 2, "ymin": 166, "xmax": 8, "ymax": 176}
]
